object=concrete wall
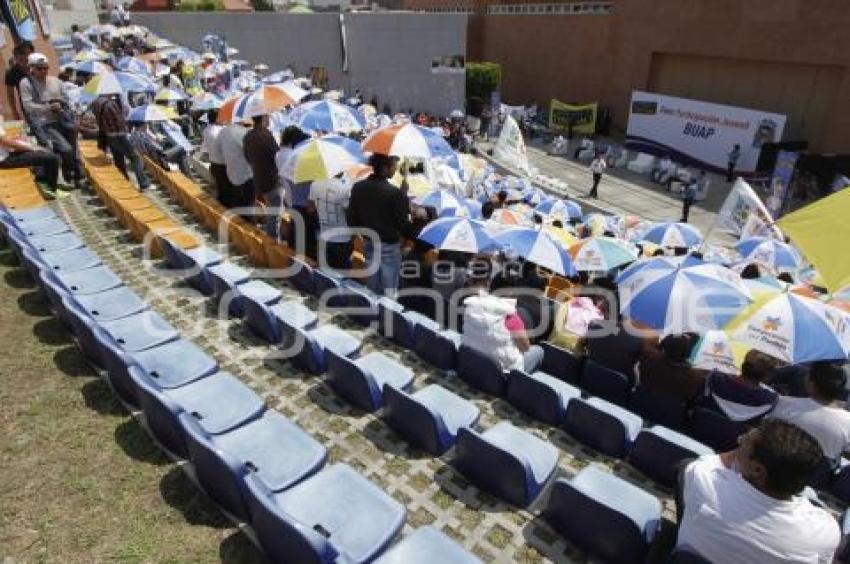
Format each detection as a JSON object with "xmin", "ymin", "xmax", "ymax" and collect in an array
[{"xmin": 133, "ymin": 11, "xmax": 466, "ymax": 115}]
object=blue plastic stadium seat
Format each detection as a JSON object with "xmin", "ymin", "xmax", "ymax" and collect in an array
[
  {"xmin": 563, "ymin": 397, "xmax": 643, "ymax": 458},
  {"xmin": 99, "ymin": 310, "xmax": 179, "ymax": 352},
  {"xmin": 229, "ymin": 279, "xmax": 279, "ymax": 319},
  {"xmin": 39, "ymin": 247, "xmax": 102, "ymax": 272},
  {"xmin": 688, "ymin": 407, "xmax": 748, "ymax": 452},
  {"xmin": 207, "ymin": 261, "xmax": 251, "ymax": 314},
  {"xmin": 326, "ymin": 350, "xmax": 414, "ymax": 412},
  {"xmin": 62, "ymin": 296, "xmax": 109, "ymax": 371},
  {"xmin": 580, "ymin": 359, "xmax": 634, "ymax": 406},
  {"xmin": 19, "ymin": 245, "xmax": 46, "ymax": 281},
  {"xmin": 414, "ymin": 325, "xmax": 461, "ymax": 372},
  {"xmin": 629, "ymin": 384, "xmax": 688, "ymax": 431},
  {"xmin": 289, "ymin": 256, "xmax": 315, "ymax": 296},
  {"xmin": 542, "ymin": 465, "xmax": 662, "ymax": 564},
  {"xmin": 179, "ymin": 409, "xmax": 327, "ymax": 522},
  {"xmin": 457, "ymin": 344, "xmax": 507, "ymax": 396},
  {"xmin": 55, "ymin": 265, "xmax": 123, "ymax": 295},
  {"xmin": 313, "ymin": 268, "xmax": 347, "ymax": 307},
  {"xmin": 130, "ymin": 366, "xmax": 265, "ymax": 458},
  {"xmin": 27, "ymin": 232, "xmax": 85, "ymax": 253},
  {"xmin": 18, "ymin": 217, "xmax": 71, "ymax": 237},
  {"xmin": 374, "ymin": 526, "xmax": 483, "ymax": 564},
  {"xmin": 540, "ymin": 341, "xmax": 583, "ymax": 384},
  {"xmin": 7, "ymin": 205, "xmax": 57, "ymax": 224},
  {"xmin": 74, "ymin": 285, "xmax": 149, "ymax": 322},
  {"xmin": 376, "ymin": 297, "xmax": 404, "ymax": 338},
  {"xmin": 341, "ymin": 281, "xmax": 378, "ymax": 326},
  {"xmin": 282, "ymin": 322, "xmax": 362, "ymax": 375},
  {"xmin": 245, "ymin": 298, "xmax": 317, "ymax": 344},
  {"xmin": 454, "ymin": 421, "xmax": 558, "ymax": 506},
  {"xmin": 390, "ymin": 308, "xmax": 438, "ymax": 350},
  {"xmin": 160, "ymin": 238, "xmax": 223, "ymax": 295},
  {"xmin": 628, "ymin": 426, "xmax": 713, "ymax": 487},
  {"xmin": 38, "ymin": 269, "xmax": 74, "ymax": 323},
  {"xmin": 244, "ymin": 464, "xmax": 406, "ymax": 564},
  {"xmin": 382, "ymin": 384, "xmax": 479, "ymax": 455},
  {"xmin": 506, "ymin": 369, "xmax": 581, "ymax": 425}
]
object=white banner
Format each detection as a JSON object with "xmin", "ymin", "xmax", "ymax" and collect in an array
[
  {"xmin": 494, "ymin": 115, "xmax": 530, "ymax": 175},
  {"xmin": 626, "ymin": 90, "xmax": 786, "ymax": 174},
  {"xmin": 717, "ymin": 178, "xmax": 782, "ymax": 239}
]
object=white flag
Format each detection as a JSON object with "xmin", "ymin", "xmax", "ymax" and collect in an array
[
  {"xmin": 494, "ymin": 115, "xmax": 530, "ymax": 176},
  {"xmin": 717, "ymin": 178, "xmax": 783, "ymax": 239}
]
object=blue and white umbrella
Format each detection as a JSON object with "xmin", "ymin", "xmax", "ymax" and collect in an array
[
  {"xmin": 616, "ymin": 254, "xmax": 705, "ymax": 286},
  {"xmin": 71, "ymin": 60, "xmax": 112, "ymax": 75},
  {"xmin": 116, "ymin": 56, "xmax": 150, "ymax": 75},
  {"xmin": 290, "ymin": 100, "xmax": 366, "ymax": 133},
  {"xmin": 494, "ymin": 227, "xmax": 577, "ymax": 276},
  {"xmin": 642, "ymin": 222, "xmax": 703, "ymax": 248},
  {"xmin": 438, "ymin": 199, "xmax": 484, "ymax": 220},
  {"xmin": 417, "ymin": 217, "xmax": 499, "ymax": 254},
  {"xmin": 415, "ymin": 190, "xmax": 463, "ymax": 215},
  {"xmin": 535, "ymin": 198, "xmax": 582, "ymax": 221},
  {"xmin": 618, "ymin": 258, "xmax": 752, "ymax": 335},
  {"xmin": 127, "ymin": 104, "xmax": 176, "ymax": 123},
  {"xmin": 735, "ymin": 237, "xmax": 802, "ymax": 273},
  {"xmin": 114, "ymin": 71, "xmax": 157, "ymax": 93}
]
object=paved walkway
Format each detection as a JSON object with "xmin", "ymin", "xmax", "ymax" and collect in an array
[{"xmin": 477, "ymin": 139, "xmax": 734, "ymax": 240}]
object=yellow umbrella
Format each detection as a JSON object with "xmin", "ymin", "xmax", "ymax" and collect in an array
[
  {"xmin": 390, "ymin": 172, "xmax": 431, "ymax": 197},
  {"xmin": 544, "ymin": 225, "xmax": 577, "ymax": 249}
]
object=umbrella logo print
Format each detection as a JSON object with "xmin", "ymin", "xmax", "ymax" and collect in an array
[
  {"xmin": 762, "ymin": 316, "xmax": 782, "ymax": 332},
  {"xmin": 711, "ymin": 341, "xmax": 726, "ymax": 355}
]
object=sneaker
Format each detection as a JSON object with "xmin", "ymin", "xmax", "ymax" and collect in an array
[{"xmin": 55, "ymin": 189, "xmax": 72, "ymax": 199}]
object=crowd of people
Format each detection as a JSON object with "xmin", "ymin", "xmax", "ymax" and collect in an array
[{"xmin": 3, "ymin": 22, "xmax": 850, "ymax": 562}]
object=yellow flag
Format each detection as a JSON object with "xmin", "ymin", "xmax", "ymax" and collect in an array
[{"xmin": 778, "ymin": 189, "xmax": 850, "ymax": 292}]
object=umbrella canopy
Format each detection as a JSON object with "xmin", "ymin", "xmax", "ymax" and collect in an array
[
  {"xmin": 263, "ymin": 70, "xmax": 295, "ymax": 84},
  {"xmin": 489, "ymin": 208, "xmax": 526, "ymax": 226},
  {"xmin": 290, "ymin": 100, "xmax": 364, "ymax": 133},
  {"xmin": 735, "ymin": 237, "xmax": 802, "ymax": 272},
  {"xmin": 154, "ymin": 87, "xmax": 189, "ymax": 103},
  {"xmin": 544, "ymin": 225, "xmax": 578, "ymax": 249},
  {"xmin": 71, "ymin": 60, "xmax": 112, "ymax": 75},
  {"xmin": 415, "ymin": 190, "xmax": 463, "ymax": 215},
  {"xmin": 536, "ymin": 198, "xmax": 582, "ymax": 221},
  {"xmin": 417, "ymin": 217, "xmax": 498, "ymax": 254},
  {"xmin": 127, "ymin": 104, "xmax": 177, "ymax": 123},
  {"xmin": 726, "ymin": 291, "xmax": 850, "ymax": 364},
  {"xmin": 191, "ymin": 92, "xmax": 222, "ymax": 111},
  {"xmin": 279, "ymin": 135, "xmax": 365, "ymax": 183},
  {"xmin": 569, "ymin": 237, "xmax": 638, "ymax": 271},
  {"xmin": 80, "ymin": 73, "xmax": 123, "ymax": 98},
  {"xmin": 642, "ymin": 222, "xmax": 703, "ymax": 248},
  {"xmin": 74, "ymin": 48, "xmax": 110, "ymax": 62},
  {"xmin": 689, "ymin": 330, "xmax": 746, "ymax": 375},
  {"xmin": 618, "ymin": 258, "xmax": 753, "ymax": 335},
  {"xmin": 362, "ymin": 123, "xmax": 455, "ymax": 161},
  {"xmin": 582, "ymin": 213, "xmax": 614, "ymax": 236},
  {"xmin": 113, "ymin": 71, "xmax": 157, "ymax": 93},
  {"xmin": 494, "ymin": 228, "xmax": 577, "ymax": 276},
  {"xmin": 224, "ymin": 84, "xmax": 304, "ymax": 122},
  {"xmin": 116, "ymin": 56, "xmax": 151, "ymax": 75}
]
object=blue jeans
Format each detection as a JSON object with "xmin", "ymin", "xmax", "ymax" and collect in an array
[
  {"xmin": 263, "ymin": 187, "xmax": 284, "ymax": 240},
  {"xmin": 106, "ymin": 134, "xmax": 149, "ymax": 189},
  {"xmin": 363, "ymin": 240, "xmax": 402, "ymax": 297},
  {"xmin": 34, "ymin": 122, "xmax": 82, "ymax": 184}
]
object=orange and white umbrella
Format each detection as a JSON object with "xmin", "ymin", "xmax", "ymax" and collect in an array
[
  {"xmin": 217, "ymin": 84, "xmax": 306, "ymax": 123},
  {"xmin": 361, "ymin": 123, "xmax": 455, "ymax": 160}
]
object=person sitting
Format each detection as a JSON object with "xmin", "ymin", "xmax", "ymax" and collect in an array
[
  {"xmin": 703, "ymin": 350, "xmax": 780, "ymax": 423},
  {"xmin": 675, "ymin": 418, "xmax": 840, "ymax": 563},
  {"xmin": 0, "ymin": 115, "xmax": 61, "ymax": 195},
  {"xmin": 771, "ymin": 361, "xmax": 850, "ymax": 466},
  {"xmin": 461, "ymin": 263, "xmax": 544, "ymax": 374},
  {"xmin": 637, "ymin": 333, "xmax": 704, "ymax": 403}
]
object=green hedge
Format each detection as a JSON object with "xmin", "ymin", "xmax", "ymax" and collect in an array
[
  {"xmin": 177, "ymin": 0, "xmax": 223, "ymax": 11},
  {"xmin": 466, "ymin": 61, "xmax": 501, "ymax": 103}
]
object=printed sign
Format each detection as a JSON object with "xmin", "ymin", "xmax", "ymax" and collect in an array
[{"xmin": 548, "ymin": 99, "xmax": 597, "ymax": 135}]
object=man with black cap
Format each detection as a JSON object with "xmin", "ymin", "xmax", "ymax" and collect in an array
[{"xmin": 347, "ymin": 153, "xmax": 412, "ymax": 296}]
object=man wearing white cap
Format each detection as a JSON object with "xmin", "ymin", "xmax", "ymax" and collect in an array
[{"xmin": 19, "ymin": 53, "xmax": 84, "ymax": 189}]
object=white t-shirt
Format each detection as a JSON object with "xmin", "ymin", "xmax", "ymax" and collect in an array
[
  {"xmin": 590, "ymin": 158, "xmax": 606, "ymax": 175},
  {"xmin": 275, "ymin": 146, "xmax": 295, "ymax": 206},
  {"xmin": 218, "ymin": 124, "xmax": 252, "ymax": 186},
  {"xmin": 771, "ymin": 396, "xmax": 850, "ymax": 461},
  {"xmin": 677, "ymin": 455, "xmax": 839, "ymax": 564},
  {"xmin": 202, "ymin": 124, "xmax": 224, "ymax": 164},
  {"xmin": 310, "ymin": 177, "xmax": 351, "ymax": 243}
]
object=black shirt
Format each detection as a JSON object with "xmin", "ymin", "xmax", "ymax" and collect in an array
[
  {"xmin": 347, "ymin": 174, "xmax": 411, "ymax": 243},
  {"xmin": 4, "ymin": 65, "xmax": 27, "ymax": 88},
  {"xmin": 242, "ymin": 127, "xmax": 279, "ymax": 194}
]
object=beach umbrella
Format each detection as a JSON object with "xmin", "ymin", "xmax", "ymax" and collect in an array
[
  {"xmin": 617, "ymin": 254, "xmax": 705, "ymax": 285},
  {"xmin": 618, "ymin": 259, "xmax": 753, "ymax": 335},
  {"xmin": 154, "ymin": 87, "xmax": 188, "ymax": 103},
  {"xmin": 290, "ymin": 100, "xmax": 366, "ymax": 133},
  {"xmin": 116, "ymin": 56, "xmax": 151, "ymax": 75},
  {"xmin": 279, "ymin": 135, "xmax": 365, "ymax": 183},
  {"xmin": 417, "ymin": 217, "xmax": 499, "ymax": 254},
  {"xmin": 569, "ymin": 237, "xmax": 638, "ymax": 271},
  {"xmin": 74, "ymin": 48, "xmax": 109, "ymax": 62},
  {"xmin": 362, "ymin": 123, "xmax": 455, "ymax": 161},
  {"xmin": 726, "ymin": 291, "xmax": 850, "ymax": 364},
  {"xmin": 535, "ymin": 198, "xmax": 582, "ymax": 221},
  {"xmin": 71, "ymin": 60, "xmax": 112, "ymax": 75},
  {"xmin": 488, "ymin": 208, "xmax": 526, "ymax": 227},
  {"xmin": 735, "ymin": 237, "xmax": 802, "ymax": 272},
  {"xmin": 191, "ymin": 92, "xmax": 223, "ymax": 111},
  {"xmin": 232, "ymin": 84, "xmax": 305, "ymax": 120},
  {"xmin": 127, "ymin": 104, "xmax": 177, "ymax": 123},
  {"xmin": 415, "ymin": 190, "xmax": 464, "ymax": 216},
  {"xmin": 689, "ymin": 330, "xmax": 746, "ymax": 375},
  {"xmin": 80, "ymin": 73, "xmax": 123, "ymax": 98},
  {"xmin": 544, "ymin": 225, "xmax": 578, "ymax": 249},
  {"xmin": 494, "ymin": 228, "xmax": 577, "ymax": 276},
  {"xmin": 113, "ymin": 71, "xmax": 157, "ymax": 93},
  {"xmin": 642, "ymin": 222, "xmax": 703, "ymax": 248}
]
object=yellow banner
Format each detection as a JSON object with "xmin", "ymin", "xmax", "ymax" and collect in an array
[{"xmin": 549, "ymin": 100, "xmax": 598, "ymax": 135}]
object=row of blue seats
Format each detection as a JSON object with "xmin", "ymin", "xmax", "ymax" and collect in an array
[
  {"xmin": 0, "ymin": 205, "xmax": 484, "ymax": 564},
  {"xmin": 156, "ymin": 237, "xmax": 713, "ymax": 562}
]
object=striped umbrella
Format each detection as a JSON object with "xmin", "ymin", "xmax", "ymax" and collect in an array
[
  {"xmin": 228, "ymin": 84, "xmax": 305, "ymax": 122},
  {"xmin": 362, "ymin": 123, "xmax": 455, "ymax": 161},
  {"xmin": 570, "ymin": 237, "xmax": 638, "ymax": 271},
  {"xmin": 290, "ymin": 100, "xmax": 366, "ymax": 133},
  {"xmin": 494, "ymin": 228, "xmax": 577, "ymax": 276},
  {"xmin": 417, "ymin": 217, "xmax": 499, "ymax": 254},
  {"xmin": 535, "ymin": 198, "xmax": 582, "ymax": 221},
  {"xmin": 618, "ymin": 259, "xmax": 753, "ymax": 335},
  {"xmin": 127, "ymin": 104, "xmax": 178, "ymax": 123},
  {"xmin": 582, "ymin": 213, "xmax": 615, "ymax": 236},
  {"xmin": 116, "ymin": 56, "xmax": 150, "ymax": 75},
  {"xmin": 280, "ymin": 135, "xmax": 365, "ymax": 183},
  {"xmin": 544, "ymin": 225, "xmax": 578, "ymax": 249},
  {"xmin": 71, "ymin": 60, "xmax": 112, "ymax": 75},
  {"xmin": 689, "ymin": 330, "xmax": 747, "ymax": 375},
  {"xmin": 617, "ymin": 254, "xmax": 706, "ymax": 286},
  {"xmin": 80, "ymin": 73, "xmax": 123, "ymax": 98},
  {"xmin": 415, "ymin": 190, "xmax": 464, "ymax": 215},
  {"xmin": 74, "ymin": 48, "xmax": 110, "ymax": 62},
  {"xmin": 726, "ymin": 291, "xmax": 850, "ymax": 363},
  {"xmin": 191, "ymin": 92, "xmax": 223, "ymax": 111},
  {"xmin": 642, "ymin": 222, "xmax": 703, "ymax": 248},
  {"xmin": 114, "ymin": 71, "xmax": 157, "ymax": 93},
  {"xmin": 489, "ymin": 208, "xmax": 526, "ymax": 227},
  {"xmin": 154, "ymin": 87, "xmax": 189, "ymax": 103},
  {"xmin": 736, "ymin": 237, "xmax": 802, "ymax": 272}
]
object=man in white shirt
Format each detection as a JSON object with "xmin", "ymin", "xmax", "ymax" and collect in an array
[
  {"xmin": 201, "ymin": 116, "xmax": 229, "ymax": 203},
  {"xmin": 771, "ymin": 362, "xmax": 850, "ymax": 464},
  {"xmin": 588, "ymin": 154, "xmax": 606, "ymax": 199},
  {"xmin": 217, "ymin": 122, "xmax": 254, "ymax": 210},
  {"xmin": 676, "ymin": 418, "xmax": 840, "ymax": 563},
  {"xmin": 309, "ymin": 173, "xmax": 352, "ymax": 271}
]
